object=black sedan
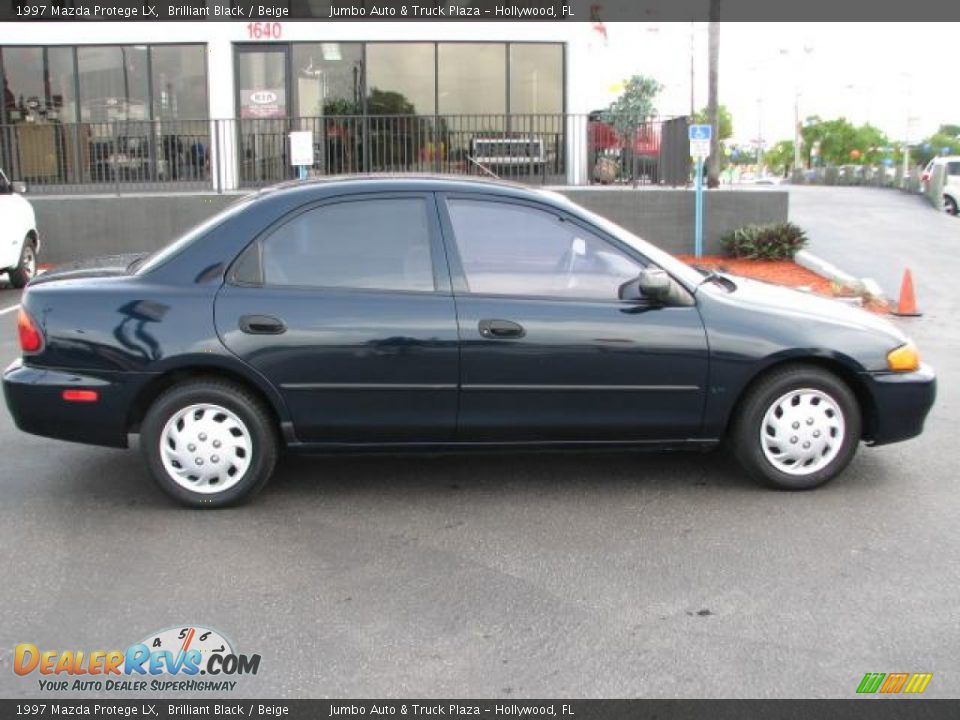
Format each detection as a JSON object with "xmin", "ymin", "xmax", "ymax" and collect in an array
[{"xmin": 4, "ymin": 177, "xmax": 936, "ymax": 507}]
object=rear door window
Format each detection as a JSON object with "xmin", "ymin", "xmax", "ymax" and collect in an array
[{"xmin": 246, "ymin": 197, "xmax": 436, "ymax": 292}]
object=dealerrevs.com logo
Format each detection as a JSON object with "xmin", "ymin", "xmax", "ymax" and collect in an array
[{"xmin": 14, "ymin": 626, "xmax": 261, "ymax": 693}]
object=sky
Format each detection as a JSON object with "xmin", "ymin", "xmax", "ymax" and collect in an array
[{"xmin": 583, "ymin": 22, "xmax": 960, "ymax": 147}]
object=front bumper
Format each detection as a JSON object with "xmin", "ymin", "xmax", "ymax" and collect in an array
[
  {"xmin": 3, "ymin": 359, "xmax": 136, "ymax": 448},
  {"xmin": 862, "ymin": 363, "xmax": 936, "ymax": 446}
]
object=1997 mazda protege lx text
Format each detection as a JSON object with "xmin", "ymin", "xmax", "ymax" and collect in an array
[{"xmin": 3, "ymin": 177, "xmax": 936, "ymax": 507}]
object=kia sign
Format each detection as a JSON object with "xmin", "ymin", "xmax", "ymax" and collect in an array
[{"xmin": 240, "ymin": 88, "xmax": 286, "ymax": 118}]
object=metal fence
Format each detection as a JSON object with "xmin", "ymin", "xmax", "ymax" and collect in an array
[{"xmin": 0, "ymin": 114, "xmax": 690, "ymax": 194}]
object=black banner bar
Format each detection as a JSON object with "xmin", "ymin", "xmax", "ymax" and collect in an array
[
  {"xmin": 3, "ymin": 0, "xmax": 960, "ymax": 21},
  {"xmin": 1, "ymin": 700, "xmax": 958, "ymax": 720}
]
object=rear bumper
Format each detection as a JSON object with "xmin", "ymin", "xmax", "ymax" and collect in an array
[
  {"xmin": 862, "ymin": 363, "xmax": 936, "ymax": 446},
  {"xmin": 3, "ymin": 360, "xmax": 135, "ymax": 448}
]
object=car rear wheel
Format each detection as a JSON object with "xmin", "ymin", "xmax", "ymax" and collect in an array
[
  {"xmin": 140, "ymin": 379, "xmax": 277, "ymax": 507},
  {"xmin": 8, "ymin": 236, "xmax": 37, "ymax": 288},
  {"xmin": 944, "ymin": 195, "xmax": 958, "ymax": 216},
  {"xmin": 730, "ymin": 365, "xmax": 862, "ymax": 490}
]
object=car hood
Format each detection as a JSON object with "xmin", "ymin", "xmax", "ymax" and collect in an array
[
  {"xmin": 29, "ymin": 253, "xmax": 147, "ymax": 286},
  {"xmin": 708, "ymin": 275, "xmax": 906, "ymax": 344}
]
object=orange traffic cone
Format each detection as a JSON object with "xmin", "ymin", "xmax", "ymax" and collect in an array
[{"xmin": 892, "ymin": 269, "xmax": 922, "ymax": 317}]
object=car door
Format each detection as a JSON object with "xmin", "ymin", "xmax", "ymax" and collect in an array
[
  {"xmin": 438, "ymin": 194, "xmax": 709, "ymax": 442},
  {"xmin": 214, "ymin": 192, "xmax": 459, "ymax": 444}
]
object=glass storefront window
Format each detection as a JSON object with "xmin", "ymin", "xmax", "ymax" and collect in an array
[
  {"xmin": 77, "ymin": 45, "xmax": 150, "ymax": 122},
  {"xmin": 509, "ymin": 44, "xmax": 563, "ymax": 115},
  {"xmin": 438, "ymin": 43, "xmax": 506, "ymax": 116},
  {"xmin": 292, "ymin": 42, "xmax": 363, "ymax": 116},
  {"xmin": 151, "ymin": 45, "xmax": 208, "ymax": 120},
  {"xmin": 46, "ymin": 47, "xmax": 77, "ymax": 123},
  {"xmin": 366, "ymin": 43, "xmax": 435, "ymax": 115},
  {"xmin": 1, "ymin": 47, "xmax": 44, "ymax": 123},
  {"xmin": 237, "ymin": 48, "xmax": 287, "ymax": 119}
]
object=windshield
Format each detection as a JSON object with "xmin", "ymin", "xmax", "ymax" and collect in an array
[
  {"xmin": 135, "ymin": 194, "xmax": 257, "ymax": 274},
  {"xmin": 547, "ymin": 193, "xmax": 706, "ymax": 289}
]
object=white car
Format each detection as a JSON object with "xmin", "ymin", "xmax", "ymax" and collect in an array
[
  {"xmin": 940, "ymin": 159, "xmax": 960, "ymax": 216},
  {"xmin": 921, "ymin": 155, "xmax": 960, "ymax": 193},
  {"xmin": 0, "ymin": 169, "xmax": 39, "ymax": 287}
]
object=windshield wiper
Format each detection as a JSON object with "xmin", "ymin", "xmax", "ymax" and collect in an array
[
  {"xmin": 126, "ymin": 254, "xmax": 148, "ymax": 272},
  {"xmin": 696, "ymin": 269, "xmax": 736, "ymax": 292}
]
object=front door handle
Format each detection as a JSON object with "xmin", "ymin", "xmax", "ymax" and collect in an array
[
  {"xmin": 239, "ymin": 314, "xmax": 286, "ymax": 335},
  {"xmin": 478, "ymin": 318, "xmax": 525, "ymax": 339}
]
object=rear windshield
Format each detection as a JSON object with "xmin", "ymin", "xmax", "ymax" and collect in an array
[{"xmin": 135, "ymin": 194, "xmax": 257, "ymax": 274}]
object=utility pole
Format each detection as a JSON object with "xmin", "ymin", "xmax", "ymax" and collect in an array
[
  {"xmin": 706, "ymin": 11, "xmax": 720, "ymax": 188},
  {"xmin": 689, "ymin": 21, "xmax": 696, "ymax": 117}
]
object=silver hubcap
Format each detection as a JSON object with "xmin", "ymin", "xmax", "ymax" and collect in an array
[
  {"xmin": 760, "ymin": 388, "xmax": 845, "ymax": 476},
  {"xmin": 160, "ymin": 403, "xmax": 252, "ymax": 494},
  {"xmin": 21, "ymin": 245, "xmax": 35, "ymax": 278}
]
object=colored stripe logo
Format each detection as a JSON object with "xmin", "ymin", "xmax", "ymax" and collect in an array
[{"xmin": 857, "ymin": 672, "xmax": 932, "ymax": 694}]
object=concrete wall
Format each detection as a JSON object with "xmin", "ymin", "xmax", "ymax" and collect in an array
[
  {"xmin": 30, "ymin": 189, "xmax": 789, "ymax": 265},
  {"xmin": 558, "ymin": 188, "xmax": 789, "ymax": 256},
  {"xmin": 32, "ymin": 194, "xmax": 241, "ymax": 264}
]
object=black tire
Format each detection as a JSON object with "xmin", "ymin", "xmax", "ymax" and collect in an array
[
  {"xmin": 944, "ymin": 195, "xmax": 958, "ymax": 216},
  {"xmin": 8, "ymin": 236, "xmax": 37, "ymax": 289},
  {"xmin": 140, "ymin": 379, "xmax": 278, "ymax": 507},
  {"xmin": 730, "ymin": 364, "xmax": 862, "ymax": 490}
]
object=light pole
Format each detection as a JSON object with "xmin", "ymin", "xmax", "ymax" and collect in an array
[
  {"xmin": 780, "ymin": 44, "xmax": 813, "ymax": 172},
  {"xmin": 756, "ymin": 97, "xmax": 764, "ymax": 173},
  {"xmin": 901, "ymin": 72, "xmax": 913, "ymax": 186}
]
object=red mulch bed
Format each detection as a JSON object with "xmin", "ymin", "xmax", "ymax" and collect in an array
[{"xmin": 675, "ymin": 255, "xmax": 889, "ymax": 314}]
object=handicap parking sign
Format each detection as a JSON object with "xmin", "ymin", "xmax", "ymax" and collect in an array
[
  {"xmin": 689, "ymin": 124, "xmax": 712, "ymax": 158},
  {"xmin": 689, "ymin": 124, "xmax": 712, "ymax": 141}
]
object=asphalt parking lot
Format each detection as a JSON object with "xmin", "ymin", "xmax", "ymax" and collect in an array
[{"xmin": 1, "ymin": 187, "xmax": 958, "ymax": 699}]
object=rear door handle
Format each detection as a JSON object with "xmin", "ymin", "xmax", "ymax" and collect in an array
[
  {"xmin": 239, "ymin": 314, "xmax": 286, "ymax": 335},
  {"xmin": 478, "ymin": 319, "xmax": 525, "ymax": 339}
]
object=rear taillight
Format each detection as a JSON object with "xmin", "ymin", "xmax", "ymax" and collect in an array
[{"xmin": 17, "ymin": 307, "xmax": 43, "ymax": 354}]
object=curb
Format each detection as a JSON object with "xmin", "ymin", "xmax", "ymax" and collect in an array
[
  {"xmin": 794, "ymin": 250, "xmax": 889, "ymax": 304},
  {"xmin": 794, "ymin": 250, "xmax": 863, "ymax": 293}
]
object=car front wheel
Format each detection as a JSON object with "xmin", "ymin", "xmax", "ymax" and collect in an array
[
  {"xmin": 944, "ymin": 195, "xmax": 958, "ymax": 216},
  {"xmin": 8, "ymin": 236, "xmax": 37, "ymax": 288},
  {"xmin": 731, "ymin": 365, "xmax": 862, "ymax": 490},
  {"xmin": 140, "ymin": 379, "xmax": 278, "ymax": 507}
]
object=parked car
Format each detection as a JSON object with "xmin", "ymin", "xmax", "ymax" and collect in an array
[
  {"xmin": 920, "ymin": 155, "xmax": 960, "ymax": 194},
  {"xmin": 3, "ymin": 177, "xmax": 936, "ymax": 507},
  {"xmin": 939, "ymin": 160, "xmax": 960, "ymax": 215},
  {"xmin": 0, "ymin": 169, "xmax": 40, "ymax": 288},
  {"xmin": 588, "ymin": 112, "xmax": 661, "ymax": 184}
]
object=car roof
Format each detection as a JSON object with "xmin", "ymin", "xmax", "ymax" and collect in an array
[{"xmin": 251, "ymin": 173, "xmax": 567, "ymax": 205}]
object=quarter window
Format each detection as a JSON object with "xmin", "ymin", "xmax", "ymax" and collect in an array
[
  {"xmin": 446, "ymin": 199, "xmax": 641, "ymax": 300},
  {"xmin": 259, "ymin": 198, "xmax": 435, "ymax": 292}
]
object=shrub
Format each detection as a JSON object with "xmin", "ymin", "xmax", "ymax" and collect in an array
[{"xmin": 722, "ymin": 222, "xmax": 808, "ymax": 260}]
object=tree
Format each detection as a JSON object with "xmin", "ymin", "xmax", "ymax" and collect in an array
[
  {"xmin": 601, "ymin": 74, "xmax": 663, "ymax": 135},
  {"xmin": 800, "ymin": 116, "xmax": 892, "ymax": 166},
  {"xmin": 913, "ymin": 124, "xmax": 960, "ymax": 166},
  {"xmin": 764, "ymin": 140, "xmax": 795, "ymax": 175},
  {"xmin": 694, "ymin": 104, "xmax": 733, "ymax": 141}
]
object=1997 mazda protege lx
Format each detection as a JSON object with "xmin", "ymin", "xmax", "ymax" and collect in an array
[{"xmin": 4, "ymin": 177, "xmax": 936, "ymax": 507}]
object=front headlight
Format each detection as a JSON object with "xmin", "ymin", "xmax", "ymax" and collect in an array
[{"xmin": 887, "ymin": 341, "xmax": 920, "ymax": 372}]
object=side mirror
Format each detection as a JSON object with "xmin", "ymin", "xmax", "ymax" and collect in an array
[
  {"xmin": 619, "ymin": 267, "xmax": 672, "ymax": 303},
  {"xmin": 11, "ymin": 181, "xmax": 26, "ymax": 194}
]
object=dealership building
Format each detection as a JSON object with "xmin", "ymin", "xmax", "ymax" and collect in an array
[
  {"xmin": 0, "ymin": 17, "xmax": 783, "ymax": 265},
  {"xmin": 0, "ymin": 19, "xmax": 634, "ymax": 190}
]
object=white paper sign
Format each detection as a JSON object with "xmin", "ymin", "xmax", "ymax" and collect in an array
[
  {"xmin": 690, "ymin": 139, "xmax": 711, "ymax": 158},
  {"xmin": 289, "ymin": 131, "xmax": 314, "ymax": 167}
]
